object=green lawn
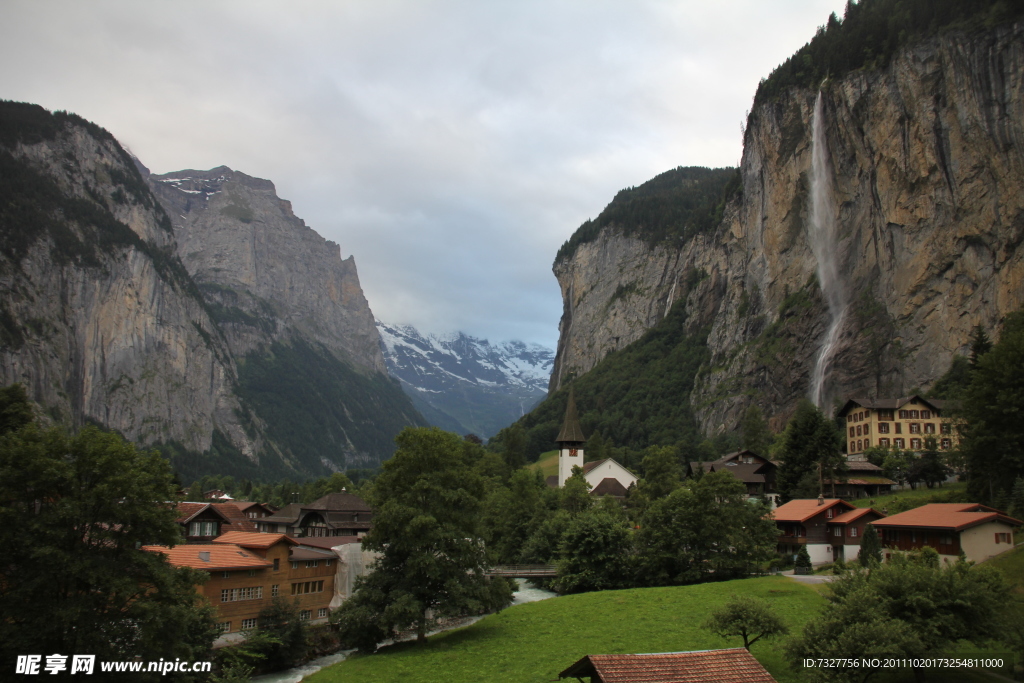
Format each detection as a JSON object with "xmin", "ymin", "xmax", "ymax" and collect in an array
[
  {"xmin": 528, "ymin": 450, "xmax": 559, "ymax": 479},
  {"xmin": 983, "ymin": 543, "xmax": 1024, "ymax": 596},
  {"xmin": 851, "ymin": 481, "xmax": 968, "ymax": 511},
  {"xmin": 307, "ymin": 576, "xmax": 825, "ymax": 683}
]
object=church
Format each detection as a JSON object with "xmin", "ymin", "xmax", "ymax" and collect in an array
[{"xmin": 546, "ymin": 389, "xmax": 638, "ymax": 498}]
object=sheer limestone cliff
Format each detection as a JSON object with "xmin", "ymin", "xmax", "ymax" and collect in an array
[
  {"xmin": 550, "ymin": 21, "xmax": 1024, "ymax": 433},
  {"xmin": 0, "ymin": 102, "xmax": 422, "ymax": 478}
]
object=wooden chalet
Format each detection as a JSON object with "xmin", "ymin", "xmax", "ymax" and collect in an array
[
  {"xmin": 772, "ymin": 498, "xmax": 858, "ymax": 565},
  {"xmin": 871, "ymin": 503, "xmax": 1022, "ymax": 563},
  {"xmin": 176, "ymin": 502, "xmax": 258, "ymax": 543},
  {"xmin": 688, "ymin": 450, "xmax": 778, "ymax": 505},
  {"xmin": 255, "ymin": 492, "xmax": 372, "ymax": 538},
  {"xmin": 559, "ymin": 648, "xmax": 776, "ymax": 683}
]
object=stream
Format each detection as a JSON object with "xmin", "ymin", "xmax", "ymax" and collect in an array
[{"xmin": 251, "ymin": 580, "xmax": 558, "ymax": 683}]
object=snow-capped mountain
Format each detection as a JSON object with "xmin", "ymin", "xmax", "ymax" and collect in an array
[{"xmin": 376, "ymin": 321, "xmax": 555, "ymax": 439}]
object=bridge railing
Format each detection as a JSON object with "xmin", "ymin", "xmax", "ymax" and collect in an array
[{"xmin": 484, "ymin": 564, "xmax": 558, "ymax": 577}]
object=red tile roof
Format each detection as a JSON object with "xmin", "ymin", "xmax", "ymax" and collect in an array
[
  {"xmin": 872, "ymin": 503, "xmax": 1023, "ymax": 531},
  {"xmin": 771, "ymin": 499, "xmax": 855, "ymax": 523},
  {"xmin": 212, "ymin": 531, "xmax": 296, "ymax": 549},
  {"xmin": 559, "ymin": 649, "xmax": 777, "ymax": 683},
  {"xmin": 143, "ymin": 543, "xmax": 273, "ymax": 570},
  {"xmin": 829, "ymin": 508, "xmax": 883, "ymax": 525},
  {"xmin": 213, "ymin": 503, "xmax": 258, "ymax": 533}
]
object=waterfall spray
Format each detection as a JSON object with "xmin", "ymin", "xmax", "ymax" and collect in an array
[{"xmin": 808, "ymin": 91, "xmax": 847, "ymax": 408}]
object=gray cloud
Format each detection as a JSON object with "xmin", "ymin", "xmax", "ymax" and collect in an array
[{"xmin": 1, "ymin": 0, "xmax": 846, "ymax": 347}]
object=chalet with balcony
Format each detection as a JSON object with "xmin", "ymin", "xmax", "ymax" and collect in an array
[
  {"xmin": 772, "ymin": 498, "xmax": 856, "ymax": 565},
  {"xmin": 688, "ymin": 450, "xmax": 778, "ymax": 505},
  {"xmin": 838, "ymin": 396, "xmax": 959, "ymax": 458},
  {"xmin": 255, "ymin": 492, "xmax": 372, "ymax": 538},
  {"xmin": 176, "ymin": 502, "xmax": 258, "ymax": 543},
  {"xmin": 871, "ymin": 503, "xmax": 1022, "ymax": 563},
  {"xmin": 824, "ymin": 460, "xmax": 895, "ymax": 499},
  {"xmin": 826, "ymin": 507, "xmax": 886, "ymax": 563},
  {"xmin": 145, "ymin": 530, "xmax": 337, "ymax": 643}
]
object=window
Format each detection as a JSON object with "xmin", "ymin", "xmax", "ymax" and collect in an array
[
  {"xmin": 273, "ymin": 558, "xmax": 279, "ymax": 571},
  {"xmin": 911, "ymin": 410, "xmax": 919, "ymax": 419},
  {"xmin": 878, "ymin": 409, "xmax": 894, "ymax": 421},
  {"xmin": 220, "ymin": 586, "xmax": 263, "ymax": 602},
  {"xmin": 895, "ymin": 423, "xmax": 902, "ymax": 434},
  {"xmin": 849, "ymin": 427, "xmax": 855, "ymax": 437},
  {"xmin": 241, "ymin": 618, "xmax": 258, "ymax": 631},
  {"xmin": 272, "ymin": 584, "xmax": 279, "ymax": 597},
  {"xmin": 850, "ymin": 527, "xmax": 858, "ymax": 538},
  {"xmin": 833, "ymin": 527, "xmax": 842, "ymax": 537},
  {"xmin": 847, "ymin": 415, "xmax": 853, "ymax": 423},
  {"xmin": 941, "ymin": 423, "xmax": 952, "ymax": 434},
  {"xmin": 924, "ymin": 423, "xmax": 935, "ymax": 434},
  {"xmin": 299, "ymin": 610, "xmax": 311, "ymax": 621},
  {"xmin": 248, "ymin": 569, "xmax": 256, "ymax": 577},
  {"xmin": 894, "ymin": 438, "xmax": 905, "ymax": 448},
  {"xmin": 291, "ymin": 561, "xmax": 299, "ymax": 570},
  {"xmin": 306, "ymin": 560, "xmax": 319, "ymax": 568},
  {"xmin": 909, "ymin": 423, "xmax": 921, "ymax": 434},
  {"xmin": 218, "ymin": 622, "xmax": 231, "ymax": 633},
  {"xmin": 190, "ymin": 521, "xmax": 218, "ymax": 536},
  {"xmin": 856, "ymin": 425, "xmax": 862, "ymax": 436},
  {"xmin": 878, "ymin": 422, "xmax": 889, "ymax": 434},
  {"xmin": 941, "ymin": 438, "xmax": 951, "ymax": 449},
  {"xmin": 921, "ymin": 410, "xmax": 931, "ymax": 419},
  {"xmin": 910, "ymin": 438, "xmax": 922, "ymax": 449},
  {"xmin": 222, "ymin": 571, "xmax": 230, "ymax": 579},
  {"xmin": 864, "ymin": 424, "xmax": 870, "ymax": 434},
  {"xmin": 826, "ymin": 508, "xmax": 834, "ymax": 519},
  {"xmin": 995, "ymin": 532, "xmax": 1011, "ymax": 544},
  {"xmin": 879, "ymin": 438, "xmax": 890, "ymax": 447},
  {"xmin": 318, "ymin": 608, "xmax": 329, "ymax": 618},
  {"xmin": 290, "ymin": 581, "xmax": 324, "ymax": 595},
  {"xmin": 899, "ymin": 410, "xmax": 908, "ymax": 419},
  {"xmin": 326, "ymin": 559, "xmax": 333, "ymax": 567}
]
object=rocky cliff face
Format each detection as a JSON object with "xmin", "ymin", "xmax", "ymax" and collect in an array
[
  {"xmin": 551, "ymin": 21, "xmax": 1024, "ymax": 433},
  {"xmin": 0, "ymin": 105, "xmax": 257, "ymax": 458},
  {"xmin": 147, "ymin": 167, "xmax": 385, "ymax": 373},
  {"xmin": 0, "ymin": 103, "xmax": 422, "ymax": 478}
]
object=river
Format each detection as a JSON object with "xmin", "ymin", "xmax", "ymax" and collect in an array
[{"xmin": 251, "ymin": 580, "xmax": 558, "ymax": 683}]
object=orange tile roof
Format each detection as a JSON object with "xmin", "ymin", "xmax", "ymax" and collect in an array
[
  {"xmin": 771, "ymin": 499, "xmax": 855, "ymax": 523},
  {"xmin": 213, "ymin": 531, "xmax": 296, "ymax": 549},
  {"xmin": 829, "ymin": 508, "xmax": 883, "ymax": 524},
  {"xmin": 143, "ymin": 543, "xmax": 273, "ymax": 570},
  {"xmin": 872, "ymin": 503, "xmax": 1023, "ymax": 531},
  {"xmin": 559, "ymin": 649, "xmax": 776, "ymax": 683}
]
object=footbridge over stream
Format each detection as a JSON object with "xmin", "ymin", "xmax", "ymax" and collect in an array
[{"xmin": 483, "ymin": 564, "xmax": 557, "ymax": 578}]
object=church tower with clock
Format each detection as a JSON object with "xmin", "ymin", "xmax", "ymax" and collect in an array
[{"xmin": 556, "ymin": 387, "xmax": 586, "ymax": 487}]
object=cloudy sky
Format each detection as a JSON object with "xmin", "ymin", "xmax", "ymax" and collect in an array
[{"xmin": 2, "ymin": 1, "xmax": 845, "ymax": 348}]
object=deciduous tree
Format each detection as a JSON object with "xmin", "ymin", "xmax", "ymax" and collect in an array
[{"xmin": 703, "ymin": 596, "xmax": 788, "ymax": 649}]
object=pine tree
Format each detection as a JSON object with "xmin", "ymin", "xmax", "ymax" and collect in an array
[
  {"xmin": 741, "ymin": 404, "xmax": 773, "ymax": 456},
  {"xmin": 969, "ymin": 325, "xmax": 993, "ymax": 367},
  {"xmin": 1010, "ymin": 478, "xmax": 1024, "ymax": 519},
  {"xmin": 859, "ymin": 523, "xmax": 882, "ymax": 567},
  {"xmin": 795, "ymin": 544, "xmax": 812, "ymax": 570}
]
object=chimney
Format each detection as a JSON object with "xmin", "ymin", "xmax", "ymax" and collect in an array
[
  {"xmin": 199, "ymin": 551, "xmax": 211, "ymax": 562},
  {"xmin": 817, "ymin": 493, "xmax": 824, "ymax": 506}
]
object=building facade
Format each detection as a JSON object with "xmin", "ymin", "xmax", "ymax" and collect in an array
[
  {"xmin": 773, "ymin": 498, "xmax": 858, "ymax": 565},
  {"xmin": 838, "ymin": 396, "xmax": 958, "ymax": 457},
  {"xmin": 871, "ymin": 503, "xmax": 1021, "ymax": 563}
]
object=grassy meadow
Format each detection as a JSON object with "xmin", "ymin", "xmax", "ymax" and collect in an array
[
  {"xmin": 307, "ymin": 576, "xmax": 825, "ymax": 683},
  {"xmin": 528, "ymin": 450, "xmax": 559, "ymax": 479},
  {"xmin": 851, "ymin": 481, "xmax": 968, "ymax": 511}
]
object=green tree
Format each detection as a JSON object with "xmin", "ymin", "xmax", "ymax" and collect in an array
[
  {"xmin": 332, "ymin": 427, "xmax": 511, "ymax": 648},
  {"xmin": 502, "ymin": 422, "xmax": 527, "ymax": 470},
  {"xmin": 634, "ymin": 471, "xmax": 777, "ymax": 585},
  {"xmin": 969, "ymin": 324, "xmax": 993, "ymax": 367},
  {"xmin": 560, "ymin": 464, "xmax": 593, "ymax": 515},
  {"xmin": 703, "ymin": 596, "xmax": 789, "ymax": 650},
  {"xmin": 795, "ymin": 545, "xmax": 812, "ymax": 571},
  {"xmin": 909, "ymin": 438, "xmax": 947, "ymax": 489},
  {"xmin": 0, "ymin": 382, "xmax": 33, "ymax": 435},
  {"xmin": 741, "ymin": 404, "xmax": 773, "ymax": 456},
  {"xmin": 858, "ymin": 523, "xmax": 882, "ymax": 567},
  {"xmin": 1010, "ymin": 477, "xmax": 1024, "ymax": 518},
  {"xmin": 775, "ymin": 400, "xmax": 843, "ymax": 502},
  {"xmin": 962, "ymin": 311, "xmax": 1024, "ymax": 503},
  {"xmin": 0, "ymin": 421, "xmax": 218, "ymax": 676},
  {"xmin": 481, "ymin": 468, "xmax": 550, "ymax": 563},
  {"xmin": 252, "ymin": 597, "xmax": 306, "ymax": 670},
  {"xmin": 787, "ymin": 556, "xmax": 1008, "ymax": 682},
  {"xmin": 630, "ymin": 445, "xmax": 682, "ymax": 510},
  {"xmin": 555, "ymin": 510, "xmax": 632, "ymax": 594}
]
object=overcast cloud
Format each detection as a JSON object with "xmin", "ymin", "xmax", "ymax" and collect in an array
[{"xmin": 1, "ymin": 1, "xmax": 846, "ymax": 348}]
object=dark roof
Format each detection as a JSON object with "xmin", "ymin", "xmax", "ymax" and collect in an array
[
  {"xmin": 175, "ymin": 502, "xmax": 231, "ymax": 525},
  {"xmin": 213, "ymin": 503, "xmax": 258, "ymax": 533},
  {"xmin": 306, "ymin": 492, "xmax": 372, "ymax": 512},
  {"xmin": 591, "ymin": 478, "xmax": 629, "ymax": 498},
  {"xmin": 838, "ymin": 395, "xmax": 951, "ymax": 417},
  {"xmin": 556, "ymin": 387, "xmax": 586, "ymax": 444},
  {"xmin": 295, "ymin": 536, "xmax": 363, "ymax": 549},
  {"xmin": 260, "ymin": 502, "xmax": 303, "ymax": 525},
  {"xmin": 290, "ymin": 546, "xmax": 337, "ymax": 561},
  {"xmin": 559, "ymin": 649, "xmax": 777, "ymax": 683},
  {"xmin": 687, "ymin": 460, "xmax": 772, "ymax": 484},
  {"xmin": 845, "ymin": 460, "xmax": 883, "ymax": 472}
]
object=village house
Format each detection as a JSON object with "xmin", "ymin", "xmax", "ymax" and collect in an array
[
  {"xmin": 773, "ymin": 497, "xmax": 859, "ymax": 565},
  {"xmin": 235, "ymin": 501, "xmax": 275, "ymax": 520},
  {"xmin": 826, "ymin": 506, "xmax": 887, "ymax": 563},
  {"xmin": 545, "ymin": 388, "xmax": 638, "ymax": 497},
  {"xmin": 687, "ymin": 450, "xmax": 779, "ymax": 505},
  {"xmin": 144, "ymin": 530, "xmax": 337, "ymax": 643},
  {"xmin": 837, "ymin": 396, "xmax": 958, "ymax": 458},
  {"xmin": 175, "ymin": 502, "xmax": 259, "ymax": 543},
  {"xmin": 871, "ymin": 503, "xmax": 1022, "ymax": 563},
  {"xmin": 255, "ymin": 492, "xmax": 373, "ymax": 538},
  {"xmin": 558, "ymin": 648, "xmax": 777, "ymax": 683},
  {"xmin": 825, "ymin": 460, "xmax": 895, "ymax": 499}
]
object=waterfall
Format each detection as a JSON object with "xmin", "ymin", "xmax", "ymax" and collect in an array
[{"xmin": 808, "ymin": 91, "xmax": 847, "ymax": 408}]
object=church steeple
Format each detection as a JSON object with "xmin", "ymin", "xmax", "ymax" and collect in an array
[
  {"xmin": 556, "ymin": 386, "xmax": 586, "ymax": 444},
  {"xmin": 556, "ymin": 387, "xmax": 586, "ymax": 486}
]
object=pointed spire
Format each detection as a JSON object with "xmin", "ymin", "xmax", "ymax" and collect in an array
[{"xmin": 556, "ymin": 386, "xmax": 586, "ymax": 444}]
